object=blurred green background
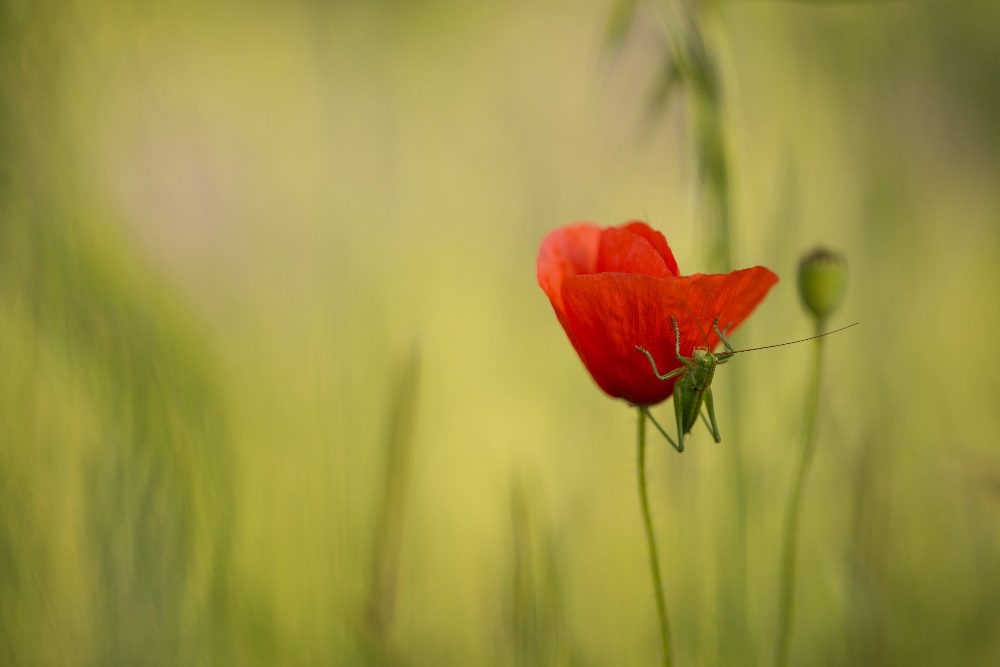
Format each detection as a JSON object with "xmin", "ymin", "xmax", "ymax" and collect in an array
[{"xmin": 3, "ymin": 0, "xmax": 999, "ymax": 664}]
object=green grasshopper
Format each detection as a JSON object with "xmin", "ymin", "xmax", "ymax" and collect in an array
[
  {"xmin": 635, "ymin": 315, "xmax": 733, "ymax": 453},
  {"xmin": 635, "ymin": 316, "xmax": 856, "ymax": 453}
]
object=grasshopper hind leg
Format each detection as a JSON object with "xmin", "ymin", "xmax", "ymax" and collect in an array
[
  {"xmin": 672, "ymin": 379, "xmax": 687, "ymax": 452},
  {"xmin": 643, "ymin": 408, "xmax": 683, "ymax": 453},
  {"xmin": 702, "ymin": 386, "xmax": 722, "ymax": 443}
]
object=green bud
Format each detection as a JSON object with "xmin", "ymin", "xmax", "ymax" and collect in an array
[{"xmin": 798, "ymin": 247, "xmax": 847, "ymax": 325}]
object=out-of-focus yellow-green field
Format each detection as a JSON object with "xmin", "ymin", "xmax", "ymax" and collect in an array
[{"xmin": 3, "ymin": 0, "xmax": 999, "ymax": 664}]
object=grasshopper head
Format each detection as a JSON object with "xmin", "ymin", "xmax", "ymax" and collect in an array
[{"xmin": 692, "ymin": 346, "xmax": 712, "ymax": 363}]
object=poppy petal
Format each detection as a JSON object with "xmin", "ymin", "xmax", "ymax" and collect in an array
[
  {"xmin": 595, "ymin": 227, "xmax": 672, "ymax": 278},
  {"xmin": 537, "ymin": 223, "xmax": 602, "ymax": 316},
  {"xmin": 620, "ymin": 221, "xmax": 679, "ymax": 276},
  {"xmin": 561, "ymin": 273, "xmax": 686, "ymax": 406},
  {"xmin": 668, "ymin": 267, "xmax": 779, "ymax": 353}
]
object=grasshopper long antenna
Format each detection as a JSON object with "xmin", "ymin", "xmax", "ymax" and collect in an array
[{"xmin": 729, "ymin": 322, "xmax": 859, "ymax": 354}]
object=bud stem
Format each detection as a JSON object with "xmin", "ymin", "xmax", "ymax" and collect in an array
[{"xmin": 775, "ymin": 319, "xmax": 825, "ymax": 666}]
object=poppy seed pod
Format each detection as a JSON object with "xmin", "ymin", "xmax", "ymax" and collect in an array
[{"xmin": 797, "ymin": 248, "xmax": 847, "ymax": 325}]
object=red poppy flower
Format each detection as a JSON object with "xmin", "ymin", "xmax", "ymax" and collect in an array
[{"xmin": 537, "ymin": 221, "xmax": 778, "ymax": 406}]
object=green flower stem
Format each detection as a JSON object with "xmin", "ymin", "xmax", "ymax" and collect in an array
[
  {"xmin": 775, "ymin": 322, "xmax": 825, "ymax": 667},
  {"xmin": 637, "ymin": 407, "xmax": 672, "ymax": 667}
]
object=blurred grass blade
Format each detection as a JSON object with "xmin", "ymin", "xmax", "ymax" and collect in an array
[
  {"xmin": 646, "ymin": 55, "xmax": 684, "ymax": 120},
  {"xmin": 507, "ymin": 471, "xmax": 569, "ymax": 665},
  {"xmin": 365, "ymin": 340, "xmax": 421, "ymax": 645},
  {"xmin": 603, "ymin": 0, "xmax": 639, "ymax": 55}
]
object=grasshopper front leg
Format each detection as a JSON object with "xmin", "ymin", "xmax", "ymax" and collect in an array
[
  {"xmin": 713, "ymin": 315, "xmax": 736, "ymax": 358},
  {"xmin": 635, "ymin": 315, "xmax": 696, "ymax": 380},
  {"xmin": 635, "ymin": 347, "xmax": 686, "ymax": 382},
  {"xmin": 671, "ymin": 315, "xmax": 696, "ymax": 367}
]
